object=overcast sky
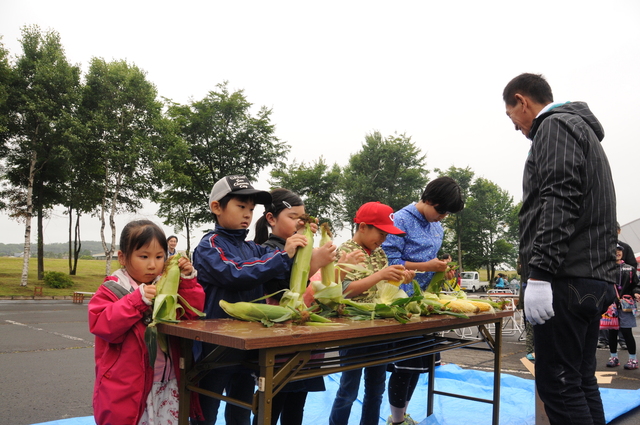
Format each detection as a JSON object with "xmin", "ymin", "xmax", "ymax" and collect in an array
[{"xmin": 1, "ymin": 0, "xmax": 639, "ymax": 251}]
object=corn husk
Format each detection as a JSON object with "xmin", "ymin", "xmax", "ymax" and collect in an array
[
  {"xmin": 220, "ymin": 300, "xmax": 294, "ymax": 326},
  {"xmin": 285, "ymin": 218, "xmax": 315, "ymax": 309},
  {"xmin": 144, "ymin": 254, "xmax": 205, "ymax": 366}
]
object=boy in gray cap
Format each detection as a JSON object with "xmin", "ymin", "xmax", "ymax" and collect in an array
[{"xmin": 192, "ymin": 175, "xmax": 309, "ymax": 425}]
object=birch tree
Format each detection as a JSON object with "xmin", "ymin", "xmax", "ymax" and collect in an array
[
  {"xmin": 1, "ymin": 26, "xmax": 80, "ymax": 285},
  {"xmin": 81, "ymin": 58, "xmax": 165, "ymax": 274}
]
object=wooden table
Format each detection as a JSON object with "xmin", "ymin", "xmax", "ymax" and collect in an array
[{"xmin": 159, "ymin": 310, "xmax": 513, "ymax": 425}]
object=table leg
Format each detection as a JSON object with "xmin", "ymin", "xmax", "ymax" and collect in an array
[
  {"xmin": 492, "ymin": 317, "xmax": 503, "ymax": 425},
  {"xmin": 256, "ymin": 348, "xmax": 275, "ymax": 425},
  {"xmin": 427, "ymin": 352, "xmax": 436, "ymax": 416},
  {"xmin": 178, "ymin": 338, "xmax": 193, "ymax": 425}
]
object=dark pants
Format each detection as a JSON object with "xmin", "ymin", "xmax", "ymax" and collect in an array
[
  {"xmin": 269, "ymin": 391, "xmax": 308, "ymax": 425},
  {"xmin": 533, "ymin": 277, "xmax": 615, "ymax": 425},
  {"xmin": 196, "ymin": 365, "xmax": 255, "ymax": 425}
]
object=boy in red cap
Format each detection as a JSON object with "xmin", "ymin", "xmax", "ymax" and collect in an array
[{"xmin": 329, "ymin": 201, "xmax": 415, "ymax": 425}]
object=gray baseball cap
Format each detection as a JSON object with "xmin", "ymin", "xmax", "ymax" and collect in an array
[{"xmin": 209, "ymin": 175, "xmax": 272, "ymax": 205}]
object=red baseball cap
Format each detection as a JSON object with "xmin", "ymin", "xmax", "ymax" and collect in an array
[{"xmin": 354, "ymin": 202, "xmax": 405, "ymax": 236}]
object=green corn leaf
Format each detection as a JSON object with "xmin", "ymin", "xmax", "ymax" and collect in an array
[{"xmin": 144, "ymin": 325, "xmax": 158, "ymax": 367}]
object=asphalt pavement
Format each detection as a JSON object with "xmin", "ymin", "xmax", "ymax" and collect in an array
[{"xmin": 0, "ymin": 299, "xmax": 639, "ymax": 425}]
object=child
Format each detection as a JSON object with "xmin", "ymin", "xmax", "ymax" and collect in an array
[
  {"xmin": 89, "ymin": 219, "xmax": 205, "ymax": 425},
  {"xmin": 253, "ymin": 187, "xmax": 336, "ymax": 425},
  {"xmin": 192, "ymin": 175, "xmax": 309, "ymax": 425},
  {"xmin": 606, "ymin": 245, "xmax": 640, "ymax": 370},
  {"xmin": 329, "ymin": 201, "xmax": 415, "ymax": 425},
  {"xmin": 381, "ymin": 176, "xmax": 464, "ymax": 425}
]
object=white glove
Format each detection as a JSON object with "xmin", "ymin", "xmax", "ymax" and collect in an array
[{"xmin": 524, "ymin": 279, "xmax": 554, "ymax": 325}]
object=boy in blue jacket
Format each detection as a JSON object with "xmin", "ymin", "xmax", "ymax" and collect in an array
[{"xmin": 192, "ymin": 174, "xmax": 309, "ymax": 425}]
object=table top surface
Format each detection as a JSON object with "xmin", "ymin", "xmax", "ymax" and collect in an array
[{"xmin": 158, "ymin": 310, "xmax": 512, "ymax": 350}]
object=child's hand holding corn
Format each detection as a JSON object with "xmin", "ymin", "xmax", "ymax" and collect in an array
[
  {"xmin": 177, "ymin": 256, "xmax": 194, "ymax": 277},
  {"xmin": 284, "ymin": 233, "xmax": 309, "ymax": 258}
]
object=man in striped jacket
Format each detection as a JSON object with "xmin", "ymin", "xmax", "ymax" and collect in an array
[{"xmin": 503, "ymin": 73, "xmax": 617, "ymax": 425}]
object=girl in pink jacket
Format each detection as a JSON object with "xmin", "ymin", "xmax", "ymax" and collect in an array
[{"xmin": 89, "ymin": 220, "xmax": 205, "ymax": 425}]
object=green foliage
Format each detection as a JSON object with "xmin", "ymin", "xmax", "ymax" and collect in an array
[
  {"xmin": 0, "ymin": 258, "xmax": 113, "ymax": 296},
  {"xmin": 43, "ymin": 271, "xmax": 74, "ymax": 289},
  {"xmin": 155, "ymin": 82, "xmax": 289, "ymax": 250},
  {"xmin": 460, "ymin": 178, "xmax": 518, "ymax": 277},
  {"xmin": 0, "ymin": 36, "xmax": 12, "ymax": 159},
  {"xmin": 269, "ymin": 157, "xmax": 344, "ymax": 231},
  {"xmin": 81, "ymin": 58, "xmax": 169, "ymax": 273},
  {"xmin": 436, "ymin": 166, "xmax": 475, "ymax": 267},
  {"xmin": 341, "ymin": 131, "xmax": 428, "ymax": 233}
]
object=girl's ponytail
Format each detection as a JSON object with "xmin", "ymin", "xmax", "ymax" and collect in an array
[
  {"xmin": 253, "ymin": 188, "xmax": 304, "ymax": 245},
  {"xmin": 254, "ymin": 215, "xmax": 270, "ymax": 245}
]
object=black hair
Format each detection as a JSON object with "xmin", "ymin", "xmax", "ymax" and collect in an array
[
  {"xmin": 503, "ymin": 73, "xmax": 554, "ymax": 107},
  {"xmin": 254, "ymin": 188, "xmax": 304, "ymax": 244},
  {"xmin": 211, "ymin": 193, "xmax": 258, "ymax": 223},
  {"xmin": 421, "ymin": 176, "xmax": 464, "ymax": 214},
  {"xmin": 439, "ymin": 252, "xmax": 452, "ymax": 260},
  {"xmin": 167, "ymin": 235, "xmax": 178, "ymax": 243},
  {"xmin": 119, "ymin": 220, "xmax": 168, "ymax": 263}
]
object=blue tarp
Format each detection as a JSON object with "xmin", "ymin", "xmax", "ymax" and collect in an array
[{"xmin": 33, "ymin": 364, "xmax": 640, "ymax": 425}]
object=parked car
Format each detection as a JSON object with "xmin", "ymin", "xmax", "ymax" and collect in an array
[{"xmin": 460, "ymin": 271, "xmax": 482, "ymax": 292}]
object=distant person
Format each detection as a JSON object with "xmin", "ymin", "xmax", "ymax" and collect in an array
[
  {"xmin": 598, "ymin": 222, "xmax": 635, "ymax": 349},
  {"xmin": 606, "ymin": 245, "xmax": 639, "ymax": 370},
  {"xmin": 617, "ymin": 223, "xmax": 637, "ymax": 269},
  {"xmin": 382, "ymin": 177, "xmax": 464, "ymax": 425},
  {"xmin": 167, "ymin": 235, "xmax": 178, "ymax": 257},
  {"xmin": 89, "ymin": 220, "xmax": 205, "ymax": 424},
  {"xmin": 503, "ymin": 72, "xmax": 617, "ymax": 425}
]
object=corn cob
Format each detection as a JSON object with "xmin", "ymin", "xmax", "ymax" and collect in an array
[
  {"xmin": 467, "ymin": 298, "xmax": 503, "ymax": 310},
  {"xmin": 220, "ymin": 300, "xmax": 293, "ymax": 326},
  {"xmin": 443, "ymin": 299, "xmax": 479, "ymax": 314},
  {"xmin": 286, "ymin": 216, "xmax": 315, "ymax": 307},
  {"xmin": 467, "ymin": 300, "xmax": 494, "ymax": 313}
]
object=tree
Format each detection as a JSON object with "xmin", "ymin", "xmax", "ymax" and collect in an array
[
  {"xmin": 269, "ymin": 157, "xmax": 344, "ymax": 230},
  {"xmin": 81, "ymin": 58, "xmax": 166, "ymax": 274},
  {"xmin": 156, "ymin": 82, "xmax": 289, "ymax": 252},
  {"xmin": 460, "ymin": 178, "xmax": 518, "ymax": 281},
  {"xmin": 0, "ymin": 37, "xmax": 11, "ymax": 161},
  {"xmin": 435, "ymin": 166, "xmax": 474, "ymax": 269},
  {"xmin": 61, "ymin": 124, "xmax": 105, "ymax": 275},
  {"xmin": 341, "ymin": 131, "xmax": 428, "ymax": 234},
  {"xmin": 2, "ymin": 26, "xmax": 80, "ymax": 285}
]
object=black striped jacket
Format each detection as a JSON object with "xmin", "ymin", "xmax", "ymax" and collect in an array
[{"xmin": 519, "ymin": 101, "xmax": 617, "ymax": 285}]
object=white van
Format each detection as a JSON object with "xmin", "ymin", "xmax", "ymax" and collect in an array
[{"xmin": 460, "ymin": 271, "xmax": 481, "ymax": 292}]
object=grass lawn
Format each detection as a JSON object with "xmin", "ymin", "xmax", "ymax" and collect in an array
[{"xmin": 0, "ymin": 257, "xmax": 121, "ymax": 297}]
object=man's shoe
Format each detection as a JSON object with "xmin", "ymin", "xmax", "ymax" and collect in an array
[
  {"xmin": 607, "ymin": 357, "xmax": 620, "ymax": 367},
  {"xmin": 624, "ymin": 359, "xmax": 638, "ymax": 370},
  {"xmin": 597, "ymin": 341, "xmax": 607, "ymax": 349},
  {"xmin": 620, "ymin": 342, "xmax": 628, "ymax": 350}
]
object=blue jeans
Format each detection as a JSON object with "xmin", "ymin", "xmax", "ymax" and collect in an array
[
  {"xmin": 329, "ymin": 347, "xmax": 387, "ymax": 425},
  {"xmin": 533, "ymin": 277, "xmax": 615, "ymax": 425}
]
